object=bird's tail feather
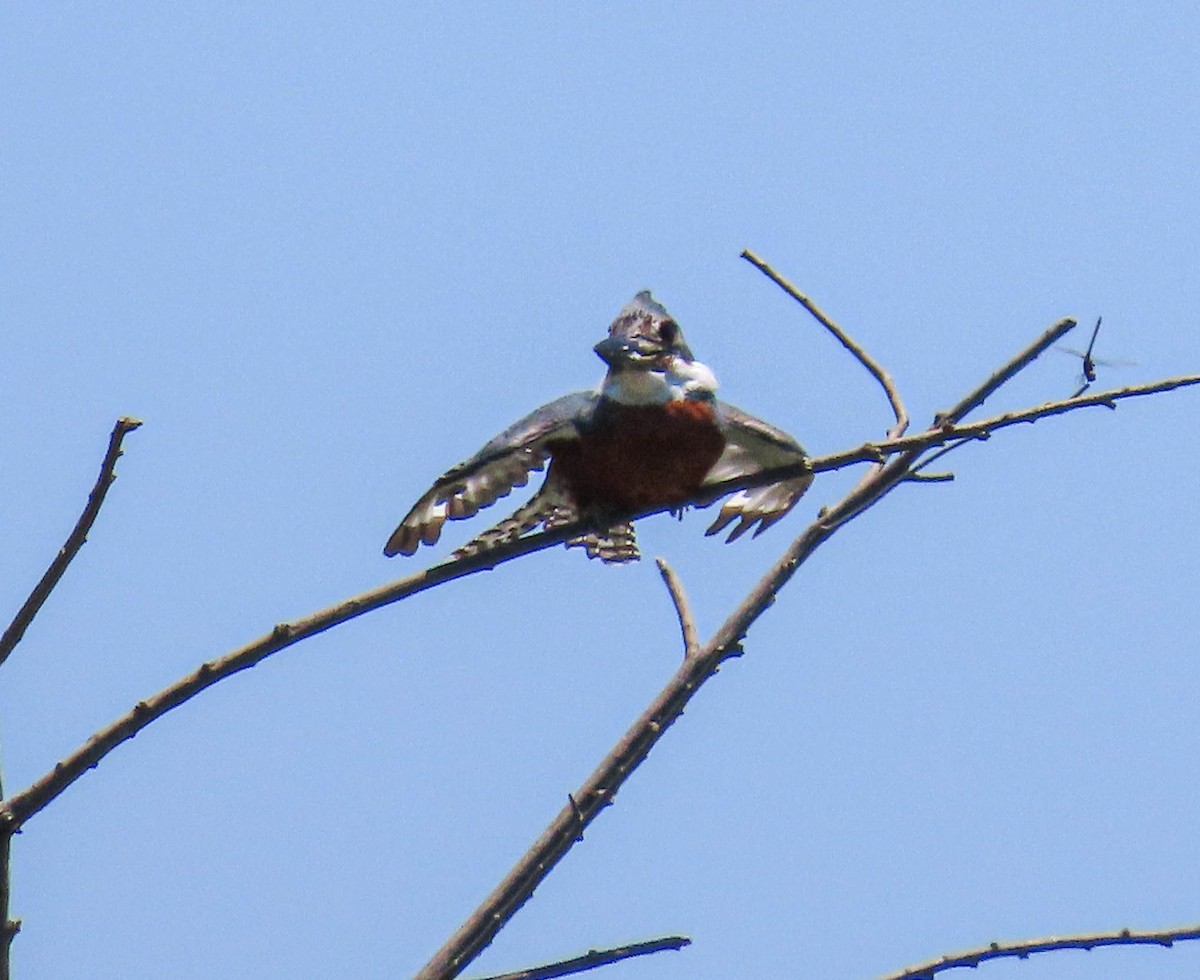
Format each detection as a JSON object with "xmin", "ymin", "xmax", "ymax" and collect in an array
[{"xmin": 452, "ymin": 494, "xmax": 640, "ymax": 564}]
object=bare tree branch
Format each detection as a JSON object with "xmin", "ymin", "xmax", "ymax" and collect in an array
[
  {"xmin": 413, "ymin": 634, "xmax": 731, "ymax": 979},
  {"xmin": 742, "ymin": 249, "xmax": 909, "ymax": 438},
  {"xmin": 654, "ymin": 558, "xmax": 699, "ymax": 657},
  {"xmin": 470, "ymin": 935, "xmax": 691, "ymax": 980},
  {"xmin": 3, "ymin": 373, "xmax": 1196, "ymax": 838},
  {"xmin": 0, "ymin": 417, "xmax": 142, "ymax": 669},
  {"xmin": 879, "ymin": 923, "xmax": 1200, "ymax": 980}
]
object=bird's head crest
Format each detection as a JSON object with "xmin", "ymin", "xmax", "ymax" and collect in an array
[{"xmin": 593, "ymin": 291, "xmax": 695, "ymax": 368}]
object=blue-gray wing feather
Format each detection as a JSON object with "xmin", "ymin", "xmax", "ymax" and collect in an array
[
  {"xmin": 701, "ymin": 401, "xmax": 813, "ymax": 541},
  {"xmin": 384, "ymin": 391, "xmax": 597, "ymax": 556}
]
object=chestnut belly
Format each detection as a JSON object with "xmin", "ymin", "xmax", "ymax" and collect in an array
[{"xmin": 550, "ymin": 401, "xmax": 726, "ymax": 512}]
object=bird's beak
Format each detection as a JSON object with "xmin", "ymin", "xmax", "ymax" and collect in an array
[{"xmin": 593, "ymin": 335, "xmax": 660, "ymax": 368}]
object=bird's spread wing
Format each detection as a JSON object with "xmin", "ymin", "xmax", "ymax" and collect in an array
[
  {"xmin": 384, "ymin": 391, "xmax": 597, "ymax": 557},
  {"xmin": 699, "ymin": 402, "xmax": 813, "ymax": 541}
]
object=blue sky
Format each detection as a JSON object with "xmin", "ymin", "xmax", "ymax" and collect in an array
[{"xmin": 3, "ymin": 3, "xmax": 1200, "ymax": 978}]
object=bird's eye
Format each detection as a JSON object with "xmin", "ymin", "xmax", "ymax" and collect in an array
[{"xmin": 660, "ymin": 319, "xmax": 679, "ymax": 347}]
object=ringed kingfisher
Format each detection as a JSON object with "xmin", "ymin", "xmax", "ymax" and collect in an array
[{"xmin": 384, "ymin": 291, "xmax": 813, "ymax": 563}]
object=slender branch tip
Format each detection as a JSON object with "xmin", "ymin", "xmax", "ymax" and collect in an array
[
  {"xmin": 655, "ymin": 558, "xmax": 700, "ymax": 657},
  {"xmin": 0, "ymin": 417, "xmax": 143, "ymax": 670}
]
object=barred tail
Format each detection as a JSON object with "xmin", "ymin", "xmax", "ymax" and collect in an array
[
  {"xmin": 451, "ymin": 494, "xmax": 560, "ymax": 560},
  {"xmin": 452, "ymin": 493, "xmax": 641, "ymax": 565}
]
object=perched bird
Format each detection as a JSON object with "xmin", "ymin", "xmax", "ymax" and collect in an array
[{"xmin": 384, "ymin": 291, "xmax": 813, "ymax": 563}]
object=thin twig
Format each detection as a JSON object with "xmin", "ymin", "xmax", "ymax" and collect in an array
[
  {"xmin": 907, "ymin": 442, "xmax": 962, "ymax": 479},
  {"xmin": 4, "ymin": 375, "xmax": 1198, "ymax": 835},
  {"xmin": 470, "ymin": 936, "xmax": 691, "ymax": 980},
  {"xmin": 654, "ymin": 558, "xmax": 699, "ymax": 657},
  {"xmin": 0, "ymin": 417, "xmax": 142, "ymax": 669},
  {"xmin": 934, "ymin": 318, "xmax": 1078, "ymax": 426},
  {"xmin": 742, "ymin": 249, "xmax": 908, "ymax": 438},
  {"xmin": 902, "ymin": 472, "xmax": 953, "ymax": 484},
  {"xmin": 879, "ymin": 923, "xmax": 1200, "ymax": 980}
]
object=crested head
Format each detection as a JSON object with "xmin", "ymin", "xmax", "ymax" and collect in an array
[
  {"xmin": 595, "ymin": 292, "xmax": 718, "ymax": 406},
  {"xmin": 599, "ymin": 290, "xmax": 695, "ymax": 363}
]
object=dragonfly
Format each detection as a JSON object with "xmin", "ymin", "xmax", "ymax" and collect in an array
[{"xmin": 1054, "ymin": 317, "xmax": 1134, "ymax": 396}]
